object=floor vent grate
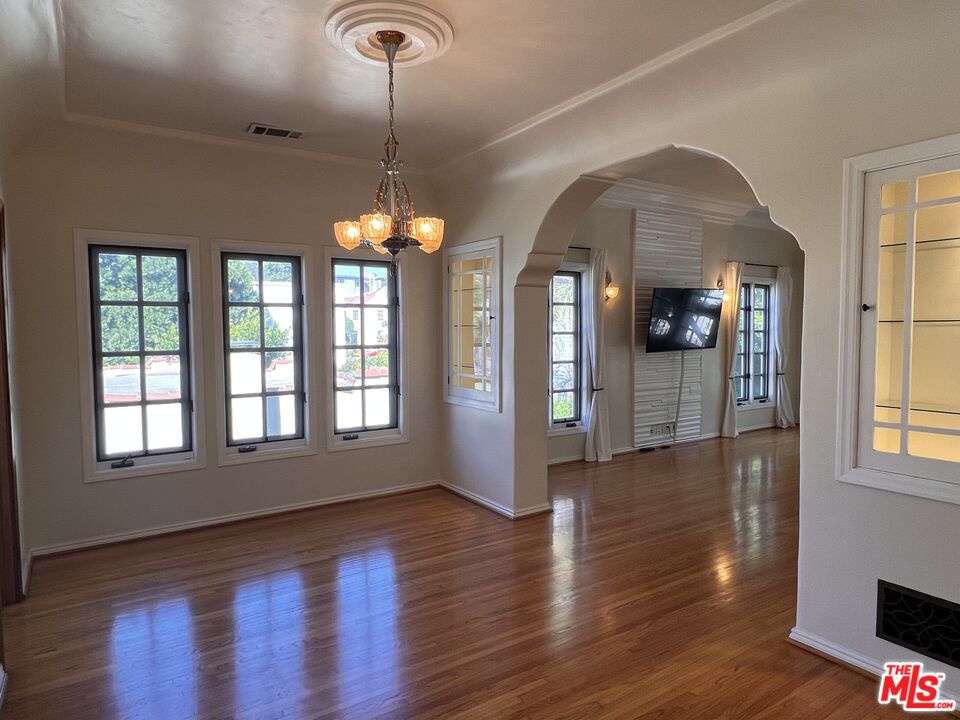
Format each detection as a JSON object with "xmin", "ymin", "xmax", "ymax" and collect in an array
[{"xmin": 877, "ymin": 579, "xmax": 960, "ymax": 669}]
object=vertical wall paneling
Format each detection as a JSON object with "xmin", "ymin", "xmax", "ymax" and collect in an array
[{"xmin": 594, "ymin": 180, "xmax": 771, "ymax": 448}]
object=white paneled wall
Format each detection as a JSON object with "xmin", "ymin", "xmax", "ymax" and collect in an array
[
  {"xmin": 632, "ymin": 210, "xmax": 705, "ymax": 447},
  {"xmin": 597, "ymin": 180, "xmax": 768, "ymax": 448}
]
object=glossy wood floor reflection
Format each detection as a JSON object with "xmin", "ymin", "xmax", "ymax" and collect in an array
[{"xmin": 2, "ymin": 430, "xmax": 923, "ymax": 719}]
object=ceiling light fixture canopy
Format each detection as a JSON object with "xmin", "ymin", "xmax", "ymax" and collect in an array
[{"xmin": 333, "ymin": 30, "xmax": 444, "ymax": 257}]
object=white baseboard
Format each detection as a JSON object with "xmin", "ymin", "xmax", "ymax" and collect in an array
[
  {"xmin": 552, "ymin": 434, "xmax": 722, "ymax": 464},
  {"xmin": 30, "ymin": 480, "xmax": 441, "ymax": 557},
  {"xmin": 547, "ymin": 454, "xmax": 586, "ymax": 466},
  {"xmin": 514, "ymin": 501, "xmax": 554, "ymax": 518},
  {"xmin": 789, "ymin": 627, "xmax": 960, "ymax": 706},
  {"xmin": 22, "ymin": 552, "xmax": 32, "ymax": 595},
  {"xmin": 439, "ymin": 482, "xmax": 552, "ymax": 519}
]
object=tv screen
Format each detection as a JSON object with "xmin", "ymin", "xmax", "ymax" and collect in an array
[{"xmin": 645, "ymin": 288, "xmax": 724, "ymax": 353}]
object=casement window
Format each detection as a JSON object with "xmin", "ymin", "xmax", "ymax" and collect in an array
[
  {"xmin": 76, "ymin": 231, "xmax": 203, "ymax": 481},
  {"xmin": 841, "ymin": 136, "xmax": 960, "ymax": 503},
  {"xmin": 90, "ymin": 245, "xmax": 192, "ymax": 461},
  {"xmin": 444, "ymin": 237, "xmax": 501, "ymax": 411},
  {"xmin": 735, "ymin": 280, "xmax": 774, "ymax": 405},
  {"xmin": 221, "ymin": 253, "xmax": 305, "ymax": 449},
  {"xmin": 331, "ymin": 258, "xmax": 399, "ymax": 437},
  {"xmin": 549, "ymin": 271, "xmax": 583, "ymax": 426}
]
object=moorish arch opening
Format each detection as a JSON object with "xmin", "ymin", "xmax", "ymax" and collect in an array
[{"xmin": 519, "ymin": 144, "xmax": 805, "ymax": 491}]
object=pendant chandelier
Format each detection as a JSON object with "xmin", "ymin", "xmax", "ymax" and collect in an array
[{"xmin": 333, "ymin": 30, "xmax": 444, "ymax": 257}]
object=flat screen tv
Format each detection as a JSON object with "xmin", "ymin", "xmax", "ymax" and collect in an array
[{"xmin": 645, "ymin": 288, "xmax": 724, "ymax": 353}]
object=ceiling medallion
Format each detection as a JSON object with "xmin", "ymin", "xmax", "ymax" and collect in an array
[
  {"xmin": 325, "ymin": 1, "xmax": 454, "ymax": 67},
  {"xmin": 329, "ymin": 4, "xmax": 451, "ymax": 257}
]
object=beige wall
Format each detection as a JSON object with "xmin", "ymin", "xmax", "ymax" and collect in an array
[
  {"xmin": 6, "ymin": 121, "xmax": 443, "ymax": 552},
  {"xmin": 435, "ymin": 0, "xmax": 960, "ymax": 694}
]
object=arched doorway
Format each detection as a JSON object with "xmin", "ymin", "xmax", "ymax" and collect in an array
[{"xmin": 515, "ymin": 145, "xmax": 804, "ymax": 505}]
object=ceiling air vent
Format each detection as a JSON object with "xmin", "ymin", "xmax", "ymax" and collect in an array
[{"xmin": 246, "ymin": 123, "xmax": 303, "ymax": 140}]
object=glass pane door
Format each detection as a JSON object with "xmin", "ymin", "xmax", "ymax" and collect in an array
[{"xmin": 860, "ymin": 161, "xmax": 960, "ymax": 478}]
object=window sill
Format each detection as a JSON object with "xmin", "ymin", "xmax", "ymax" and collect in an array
[
  {"xmin": 444, "ymin": 395, "xmax": 501, "ymax": 413},
  {"xmin": 840, "ymin": 466, "xmax": 960, "ymax": 506},
  {"xmin": 547, "ymin": 424, "xmax": 586, "ymax": 437},
  {"xmin": 737, "ymin": 401, "xmax": 776, "ymax": 410},
  {"xmin": 218, "ymin": 442, "xmax": 316, "ymax": 467},
  {"xmin": 327, "ymin": 430, "xmax": 408, "ymax": 453},
  {"xmin": 85, "ymin": 457, "xmax": 205, "ymax": 483}
]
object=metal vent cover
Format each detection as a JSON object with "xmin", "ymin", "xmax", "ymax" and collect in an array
[
  {"xmin": 246, "ymin": 123, "xmax": 303, "ymax": 140},
  {"xmin": 877, "ymin": 579, "xmax": 960, "ymax": 669}
]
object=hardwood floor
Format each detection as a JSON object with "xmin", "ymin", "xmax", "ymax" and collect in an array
[{"xmin": 1, "ymin": 429, "xmax": 931, "ymax": 718}]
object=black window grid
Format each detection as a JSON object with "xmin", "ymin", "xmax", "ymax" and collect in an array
[
  {"xmin": 222, "ymin": 252, "xmax": 305, "ymax": 446},
  {"xmin": 734, "ymin": 282, "xmax": 772, "ymax": 404},
  {"xmin": 89, "ymin": 245, "xmax": 192, "ymax": 461},
  {"xmin": 549, "ymin": 271, "xmax": 581, "ymax": 424},
  {"xmin": 332, "ymin": 259, "xmax": 399, "ymax": 434}
]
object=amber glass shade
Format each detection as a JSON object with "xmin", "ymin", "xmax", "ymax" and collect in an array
[
  {"xmin": 360, "ymin": 213, "xmax": 392, "ymax": 245},
  {"xmin": 411, "ymin": 216, "xmax": 444, "ymax": 254},
  {"xmin": 372, "ymin": 243, "xmax": 389, "ymax": 255},
  {"xmin": 333, "ymin": 220, "xmax": 363, "ymax": 250}
]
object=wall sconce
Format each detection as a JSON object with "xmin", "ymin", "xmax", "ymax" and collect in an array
[
  {"xmin": 717, "ymin": 277, "xmax": 730, "ymax": 303},
  {"xmin": 604, "ymin": 270, "xmax": 619, "ymax": 302}
]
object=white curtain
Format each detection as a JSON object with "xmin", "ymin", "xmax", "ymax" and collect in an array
[
  {"xmin": 721, "ymin": 261, "xmax": 744, "ymax": 438},
  {"xmin": 584, "ymin": 248, "xmax": 612, "ymax": 462},
  {"xmin": 775, "ymin": 266, "xmax": 797, "ymax": 427}
]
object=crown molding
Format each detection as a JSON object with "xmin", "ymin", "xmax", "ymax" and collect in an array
[
  {"xmin": 589, "ymin": 177, "xmax": 782, "ymax": 230},
  {"xmin": 62, "ymin": 112, "xmax": 425, "ymax": 173},
  {"xmin": 49, "ymin": 0, "xmax": 803, "ymax": 176},
  {"xmin": 430, "ymin": 0, "xmax": 806, "ymax": 173}
]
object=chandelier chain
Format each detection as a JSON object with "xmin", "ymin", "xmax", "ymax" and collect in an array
[{"xmin": 387, "ymin": 49, "xmax": 397, "ymax": 149}]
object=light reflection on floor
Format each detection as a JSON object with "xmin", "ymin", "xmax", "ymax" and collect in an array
[
  {"xmin": 111, "ymin": 599, "xmax": 197, "ymax": 720},
  {"xmin": 335, "ymin": 548, "xmax": 400, "ymax": 715},
  {"xmin": 233, "ymin": 570, "xmax": 305, "ymax": 719}
]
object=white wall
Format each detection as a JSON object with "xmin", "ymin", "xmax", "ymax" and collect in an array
[
  {"xmin": 434, "ymin": 0, "xmax": 960, "ymax": 694},
  {"xmin": 547, "ymin": 204, "xmax": 634, "ymax": 463},
  {"xmin": 0, "ymin": 0, "xmax": 62, "ymax": 585},
  {"xmin": 5, "ymin": 120, "xmax": 443, "ymax": 552},
  {"xmin": 547, "ymin": 205, "xmax": 804, "ymax": 464}
]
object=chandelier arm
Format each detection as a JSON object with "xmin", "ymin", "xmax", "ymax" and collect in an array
[
  {"xmin": 374, "ymin": 176, "xmax": 387, "ymax": 214},
  {"xmin": 400, "ymin": 179, "xmax": 414, "ymax": 221}
]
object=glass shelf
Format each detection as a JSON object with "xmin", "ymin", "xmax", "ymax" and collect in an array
[
  {"xmin": 878, "ymin": 319, "xmax": 960, "ymax": 323},
  {"xmin": 876, "ymin": 403, "xmax": 960, "ymax": 417},
  {"xmin": 881, "ymin": 235, "xmax": 960, "ymax": 249}
]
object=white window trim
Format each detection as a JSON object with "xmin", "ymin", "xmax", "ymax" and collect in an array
[
  {"xmin": 839, "ymin": 132, "xmax": 960, "ymax": 505},
  {"xmin": 443, "ymin": 236, "xmax": 502, "ymax": 412},
  {"xmin": 74, "ymin": 229, "xmax": 206, "ymax": 482},
  {"xmin": 736, "ymin": 276, "xmax": 778, "ymax": 411},
  {"xmin": 547, "ymin": 262, "xmax": 590, "ymax": 436},
  {"xmin": 324, "ymin": 245, "xmax": 408, "ymax": 452},
  {"xmin": 211, "ymin": 238, "xmax": 318, "ymax": 466}
]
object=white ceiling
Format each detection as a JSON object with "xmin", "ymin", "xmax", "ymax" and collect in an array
[{"xmin": 60, "ymin": 0, "xmax": 781, "ymax": 168}]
